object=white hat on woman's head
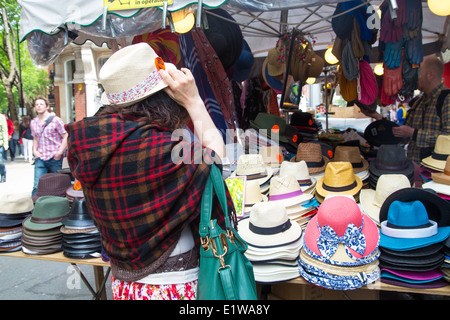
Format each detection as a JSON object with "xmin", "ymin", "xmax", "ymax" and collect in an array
[{"xmin": 100, "ymin": 43, "xmax": 176, "ymax": 107}]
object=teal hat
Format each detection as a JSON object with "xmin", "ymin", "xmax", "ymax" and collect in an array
[
  {"xmin": 380, "ymin": 200, "xmax": 450, "ymax": 251},
  {"xmin": 249, "ymin": 113, "xmax": 288, "ymax": 143},
  {"xmin": 23, "ymin": 196, "xmax": 70, "ymax": 231}
]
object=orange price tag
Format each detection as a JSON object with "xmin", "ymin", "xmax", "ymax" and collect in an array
[
  {"xmin": 308, "ymin": 119, "xmax": 313, "ymax": 126},
  {"xmin": 271, "ymin": 125, "xmax": 280, "ymax": 134},
  {"xmin": 276, "ymin": 154, "xmax": 283, "ymax": 162},
  {"xmin": 155, "ymin": 57, "xmax": 165, "ymax": 71},
  {"xmin": 74, "ymin": 180, "xmax": 82, "ymax": 191},
  {"xmin": 292, "ymin": 134, "xmax": 298, "ymax": 143},
  {"xmin": 327, "ymin": 150, "xmax": 333, "ymax": 158}
]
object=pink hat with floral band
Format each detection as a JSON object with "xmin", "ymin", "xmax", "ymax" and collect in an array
[
  {"xmin": 100, "ymin": 42, "xmax": 177, "ymax": 107},
  {"xmin": 303, "ymin": 196, "xmax": 380, "ymax": 266}
]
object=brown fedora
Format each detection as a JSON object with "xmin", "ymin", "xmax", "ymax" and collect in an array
[
  {"xmin": 331, "ymin": 145, "xmax": 369, "ymax": 174},
  {"xmin": 32, "ymin": 173, "xmax": 72, "ymax": 203},
  {"xmin": 290, "ymin": 142, "xmax": 329, "ymax": 174},
  {"xmin": 431, "ymin": 156, "xmax": 450, "ymax": 186}
]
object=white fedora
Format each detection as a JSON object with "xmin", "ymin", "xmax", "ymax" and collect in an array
[
  {"xmin": 231, "ymin": 154, "xmax": 273, "ymax": 186},
  {"xmin": 259, "ymin": 146, "xmax": 283, "ymax": 168},
  {"xmin": 99, "ymin": 42, "xmax": 177, "ymax": 107},
  {"xmin": 268, "ymin": 175, "xmax": 313, "ymax": 208},
  {"xmin": 237, "ymin": 201, "xmax": 302, "ymax": 248},
  {"xmin": 359, "ymin": 174, "xmax": 412, "ymax": 225},
  {"xmin": 279, "ymin": 160, "xmax": 317, "ymax": 192}
]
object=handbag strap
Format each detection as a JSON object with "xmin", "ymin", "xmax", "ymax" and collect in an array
[
  {"xmin": 199, "ymin": 164, "xmax": 230, "ymax": 238},
  {"xmin": 218, "ymin": 266, "xmax": 238, "ymax": 300}
]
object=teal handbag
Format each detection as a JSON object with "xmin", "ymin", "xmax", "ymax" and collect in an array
[{"xmin": 198, "ymin": 164, "xmax": 258, "ymax": 300}]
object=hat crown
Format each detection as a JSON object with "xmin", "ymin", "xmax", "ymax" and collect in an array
[
  {"xmin": 252, "ymin": 113, "xmax": 286, "ymax": 131},
  {"xmin": 280, "ymin": 160, "xmax": 310, "ymax": 180},
  {"xmin": 332, "ymin": 146, "xmax": 363, "ymax": 163},
  {"xmin": 269, "ymin": 175, "xmax": 301, "ymax": 196},
  {"xmin": 32, "ymin": 196, "xmax": 70, "ymax": 219},
  {"xmin": 323, "ymin": 162, "xmax": 356, "ymax": 188},
  {"xmin": 374, "ymin": 174, "xmax": 411, "ymax": 207},
  {"xmin": 245, "ymin": 181, "xmax": 263, "ymax": 204},
  {"xmin": 434, "ymin": 135, "xmax": 450, "ymax": 154},
  {"xmin": 0, "ymin": 193, "xmax": 34, "ymax": 214},
  {"xmin": 250, "ymin": 201, "xmax": 289, "ymax": 228},
  {"xmin": 375, "ymin": 144, "xmax": 408, "ymax": 167},
  {"xmin": 66, "ymin": 198, "xmax": 93, "ymax": 222},
  {"xmin": 317, "ymin": 196, "xmax": 362, "ymax": 236},
  {"xmin": 297, "ymin": 143, "xmax": 322, "ymax": 161},
  {"xmin": 236, "ymin": 154, "xmax": 266, "ymax": 175},
  {"xmin": 259, "ymin": 146, "xmax": 282, "ymax": 164},
  {"xmin": 387, "ymin": 200, "xmax": 431, "ymax": 228}
]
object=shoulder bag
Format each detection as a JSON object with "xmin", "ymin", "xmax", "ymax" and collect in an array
[{"xmin": 197, "ymin": 164, "xmax": 257, "ymax": 300}]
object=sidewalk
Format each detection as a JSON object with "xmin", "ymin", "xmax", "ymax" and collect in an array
[{"xmin": 0, "ymin": 155, "xmax": 111, "ymax": 300}]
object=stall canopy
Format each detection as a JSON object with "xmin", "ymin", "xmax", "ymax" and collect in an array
[{"xmin": 19, "ymin": 0, "xmax": 449, "ymax": 66}]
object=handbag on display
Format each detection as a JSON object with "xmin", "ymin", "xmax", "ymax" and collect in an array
[{"xmin": 197, "ymin": 164, "xmax": 258, "ymax": 300}]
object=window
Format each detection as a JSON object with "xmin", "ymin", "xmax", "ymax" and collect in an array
[{"xmin": 64, "ymin": 59, "xmax": 76, "ymax": 122}]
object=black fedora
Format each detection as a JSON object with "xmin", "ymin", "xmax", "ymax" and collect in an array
[
  {"xmin": 364, "ymin": 119, "xmax": 403, "ymax": 147},
  {"xmin": 379, "ymin": 188, "xmax": 450, "ymax": 228},
  {"xmin": 62, "ymin": 198, "xmax": 96, "ymax": 230},
  {"xmin": 369, "ymin": 144, "xmax": 414, "ymax": 178}
]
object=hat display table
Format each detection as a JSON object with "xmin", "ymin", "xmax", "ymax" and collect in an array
[{"xmin": 1, "ymin": 250, "xmax": 110, "ymax": 300}]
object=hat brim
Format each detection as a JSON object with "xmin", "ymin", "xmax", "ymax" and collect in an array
[
  {"xmin": 315, "ymin": 175, "xmax": 362, "ymax": 198},
  {"xmin": 363, "ymin": 119, "xmax": 403, "ymax": 147},
  {"xmin": 230, "ymin": 166, "xmax": 273, "ymax": 186},
  {"xmin": 22, "ymin": 215, "xmax": 63, "ymax": 231},
  {"xmin": 237, "ymin": 216, "xmax": 302, "ymax": 248},
  {"xmin": 368, "ymin": 160, "xmax": 415, "ymax": 179},
  {"xmin": 249, "ymin": 120, "xmax": 289, "ymax": 143},
  {"xmin": 422, "ymin": 156, "xmax": 448, "ymax": 172},
  {"xmin": 422, "ymin": 180, "xmax": 450, "ymax": 196},
  {"xmin": 262, "ymin": 57, "xmax": 283, "ymax": 94},
  {"xmin": 430, "ymin": 172, "xmax": 450, "ymax": 187},
  {"xmin": 359, "ymin": 189, "xmax": 381, "ymax": 225},
  {"xmin": 379, "ymin": 226, "xmax": 450, "ymax": 251}
]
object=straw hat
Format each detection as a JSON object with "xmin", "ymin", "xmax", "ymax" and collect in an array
[
  {"xmin": 244, "ymin": 181, "xmax": 268, "ymax": 217},
  {"xmin": 259, "ymin": 146, "xmax": 283, "ymax": 168},
  {"xmin": 231, "ymin": 154, "xmax": 273, "ymax": 186},
  {"xmin": 316, "ymin": 162, "xmax": 363, "ymax": 198},
  {"xmin": 279, "ymin": 160, "xmax": 317, "ymax": 192},
  {"xmin": 331, "ymin": 145, "xmax": 368, "ymax": 174},
  {"xmin": 431, "ymin": 156, "xmax": 450, "ymax": 186},
  {"xmin": 290, "ymin": 142, "xmax": 329, "ymax": 174},
  {"xmin": 359, "ymin": 174, "xmax": 412, "ymax": 225},
  {"xmin": 267, "ymin": 47, "xmax": 283, "ymax": 77},
  {"xmin": 262, "ymin": 57, "xmax": 283, "ymax": 93},
  {"xmin": 303, "ymin": 196, "xmax": 380, "ymax": 266},
  {"xmin": 99, "ymin": 42, "xmax": 177, "ymax": 107},
  {"xmin": 237, "ymin": 201, "xmax": 302, "ymax": 248},
  {"xmin": 422, "ymin": 135, "xmax": 450, "ymax": 172},
  {"xmin": 268, "ymin": 175, "xmax": 313, "ymax": 208}
]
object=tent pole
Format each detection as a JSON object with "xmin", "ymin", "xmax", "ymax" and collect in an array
[{"xmin": 280, "ymin": 28, "xmax": 297, "ymax": 112}]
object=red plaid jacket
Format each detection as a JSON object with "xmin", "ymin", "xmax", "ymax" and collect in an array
[{"xmin": 66, "ymin": 114, "xmax": 234, "ymax": 280}]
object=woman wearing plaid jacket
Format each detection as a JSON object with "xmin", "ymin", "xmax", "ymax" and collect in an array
[{"xmin": 66, "ymin": 43, "xmax": 234, "ymax": 300}]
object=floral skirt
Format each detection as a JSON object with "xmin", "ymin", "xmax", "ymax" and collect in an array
[{"xmin": 111, "ymin": 275, "xmax": 197, "ymax": 300}]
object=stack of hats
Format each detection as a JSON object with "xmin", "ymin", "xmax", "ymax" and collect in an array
[
  {"xmin": 299, "ymin": 196, "xmax": 381, "ymax": 290},
  {"xmin": 360, "ymin": 174, "xmax": 412, "ymax": 226},
  {"xmin": 421, "ymin": 156, "xmax": 450, "ymax": 201},
  {"xmin": 0, "ymin": 194, "xmax": 33, "ymax": 253},
  {"xmin": 290, "ymin": 142, "xmax": 329, "ymax": 179},
  {"xmin": 259, "ymin": 146, "xmax": 284, "ymax": 175},
  {"xmin": 32, "ymin": 173, "xmax": 72, "ymax": 203},
  {"xmin": 65, "ymin": 180, "xmax": 84, "ymax": 207},
  {"xmin": 279, "ymin": 160, "xmax": 317, "ymax": 195},
  {"xmin": 231, "ymin": 154, "xmax": 273, "ymax": 195},
  {"xmin": 421, "ymin": 135, "xmax": 450, "ymax": 173},
  {"xmin": 442, "ymin": 237, "xmax": 450, "ymax": 282},
  {"xmin": 315, "ymin": 161, "xmax": 363, "ymax": 204},
  {"xmin": 237, "ymin": 201, "xmax": 303, "ymax": 283},
  {"xmin": 289, "ymin": 111, "xmax": 319, "ymax": 142},
  {"xmin": 268, "ymin": 175, "xmax": 314, "ymax": 228},
  {"xmin": 21, "ymin": 196, "xmax": 70, "ymax": 255},
  {"xmin": 61, "ymin": 198, "xmax": 102, "ymax": 259},
  {"xmin": 243, "ymin": 181, "xmax": 267, "ymax": 218},
  {"xmin": 368, "ymin": 144, "xmax": 414, "ymax": 189},
  {"xmin": 331, "ymin": 145, "xmax": 369, "ymax": 187},
  {"xmin": 378, "ymin": 188, "xmax": 450, "ymax": 289}
]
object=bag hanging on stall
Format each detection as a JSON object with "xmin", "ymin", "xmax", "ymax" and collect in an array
[{"xmin": 197, "ymin": 164, "xmax": 257, "ymax": 300}]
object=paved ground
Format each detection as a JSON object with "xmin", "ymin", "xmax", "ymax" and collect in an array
[{"xmin": 0, "ymin": 155, "xmax": 111, "ymax": 300}]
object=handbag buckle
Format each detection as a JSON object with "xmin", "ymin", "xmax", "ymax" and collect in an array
[
  {"xmin": 226, "ymin": 229, "xmax": 235, "ymax": 244},
  {"xmin": 210, "ymin": 233, "xmax": 229, "ymax": 268},
  {"xmin": 200, "ymin": 236, "xmax": 210, "ymax": 252}
]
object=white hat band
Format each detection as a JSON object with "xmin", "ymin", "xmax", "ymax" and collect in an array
[{"xmin": 380, "ymin": 220, "xmax": 438, "ymax": 239}]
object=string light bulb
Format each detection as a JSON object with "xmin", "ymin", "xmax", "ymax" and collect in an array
[
  {"xmin": 170, "ymin": 8, "xmax": 195, "ymax": 34},
  {"xmin": 374, "ymin": 63, "xmax": 384, "ymax": 76},
  {"xmin": 306, "ymin": 77, "xmax": 316, "ymax": 84},
  {"xmin": 427, "ymin": 0, "xmax": 450, "ymax": 16},
  {"xmin": 324, "ymin": 47, "xmax": 339, "ymax": 65}
]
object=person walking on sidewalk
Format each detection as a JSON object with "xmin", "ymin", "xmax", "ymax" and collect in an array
[
  {"xmin": 0, "ymin": 113, "xmax": 9, "ymax": 183},
  {"xmin": 20, "ymin": 115, "xmax": 34, "ymax": 163},
  {"xmin": 30, "ymin": 96, "xmax": 68, "ymax": 196}
]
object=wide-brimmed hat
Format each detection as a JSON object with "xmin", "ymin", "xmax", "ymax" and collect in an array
[
  {"xmin": 279, "ymin": 160, "xmax": 317, "ymax": 192},
  {"xmin": 368, "ymin": 144, "xmax": 414, "ymax": 182},
  {"xmin": 0, "ymin": 193, "xmax": 33, "ymax": 227},
  {"xmin": 379, "ymin": 188, "xmax": 450, "ymax": 228},
  {"xmin": 364, "ymin": 119, "xmax": 403, "ymax": 147},
  {"xmin": 303, "ymin": 196, "xmax": 380, "ymax": 266},
  {"xmin": 243, "ymin": 180, "xmax": 268, "ymax": 217},
  {"xmin": 259, "ymin": 146, "xmax": 283, "ymax": 168},
  {"xmin": 249, "ymin": 113, "xmax": 289, "ymax": 143},
  {"xmin": 233, "ymin": 39, "xmax": 254, "ymax": 82},
  {"xmin": 268, "ymin": 175, "xmax": 313, "ymax": 208},
  {"xmin": 262, "ymin": 57, "xmax": 283, "ymax": 94},
  {"xmin": 316, "ymin": 162, "xmax": 363, "ymax": 198},
  {"xmin": 290, "ymin": 142, "xmax": 329, "ymax": 174},
  {"xmin": 331, "ymin": 145, "xmax": 368, "ymax": 174},
  {"xmin": 360, "ymin": 174, "xmax": 412, "ymax": 225},
  {"xmin": 267, "ymin": 47, "xmax": 283, "ymax": 77},
  {"xmin": 379, "ymin": 200, "xmax": 450, "ymax": 251},
  {"xmin": 289, "ymin": 111, "xmax": 318, "ymax": 131},
  {"xmin": 431, "ymin": 156, "xmax": 450, "ymax": 186},
  {"xmin": 99, "ymin": 42, "xmax": 177, "ymax": 107},
  {"xmin": 422, "ymin": 135, "xmax": 450, "ymax": 172},
  {"xmin": 231, "ymin": 154, "xmax": 273, "ymax": 187},
  {"xmin": 32, "ymin": 173, "xmax": 72, "ymax": 203},
  {"xmin": 23, "ymin": 196, "xmax": 70, "ymax": 231},
  {"xmin": 237, "ymin": 201, "xmax": 302, "ymax": 248}
]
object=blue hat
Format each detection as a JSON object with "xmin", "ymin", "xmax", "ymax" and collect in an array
[
  {"xmin": 380, "ymin": 200, "xmax": 450, "ymax": 251},
  {"xmin": 233, "ymin": 40, "xmax": 254, "ymax": 82}
]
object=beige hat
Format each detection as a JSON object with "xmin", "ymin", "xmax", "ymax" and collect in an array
[
  {"xmin": 231, "ymin": 154, "xmax": 273, "ymax": 186},
  {"xmin": 431, "ymin": 155, "xmax": 450, "ymax": 186},
  {"xmin": 421, "ymin": 135, "xmax": 450, "ymax": 172},
  {"xmin": 259, "ymin": 146, "xmax": 283, "ymax": 168},
  {"xmin": 315, "ymin": 162, "xmax": 362, "ymax": 198},
  {"xmin": 0, "ymin": 193, "xmax": 33, "ymax": 214},
  {"xmin": 100, "ymin": 42, "xmax": 176, "ymax": 107},
  {"xmin": 331, "ymin": 145, "xmax": 369, "ymax": 174},
  {"xmin": 279, "ymin": 160, "xmax": 317, "ymax": 192},
  {"xmin": 268, "ymin": 175, "xmax": 313, "ymax": 208},
  {"xmin": 359, "ymin": 174, "xmax": 412, "ymax": 225},
  {"xmin": 267, "ymin": 47, "xmax": 283, "ymax": 77}
]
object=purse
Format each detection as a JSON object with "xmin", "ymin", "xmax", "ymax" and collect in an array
[{"xmin": 197, "ymin": 164, "xmax": 258, "ymax": 300}]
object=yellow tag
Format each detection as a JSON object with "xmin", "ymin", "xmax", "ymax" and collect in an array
[{"xmin": 104, "ymin": 0, "xmax": 173, "ymax": 11}]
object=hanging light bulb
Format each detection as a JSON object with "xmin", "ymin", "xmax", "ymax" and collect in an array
[
  {"xmin": 170, "ymin": 8, "xmax": 195, "ymax": 34},
  {"xmin": 427, "ymin": 0, "xmax": 450, "ymax": 16},
  {"xmin": 306, "ymin": 77, "xmax": 316, "ymax": 84},
  {"xmin": 374, "ymin": 63, "xmax": 384, "ymax": 76},
  {"xmin": 324, "ymin": 47, "xmax": 339, "ymax": 65}
]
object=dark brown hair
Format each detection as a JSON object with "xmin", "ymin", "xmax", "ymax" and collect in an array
[{"xmin": 95, "ymin": 91, "xmax": 190, "ymax": 131}]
